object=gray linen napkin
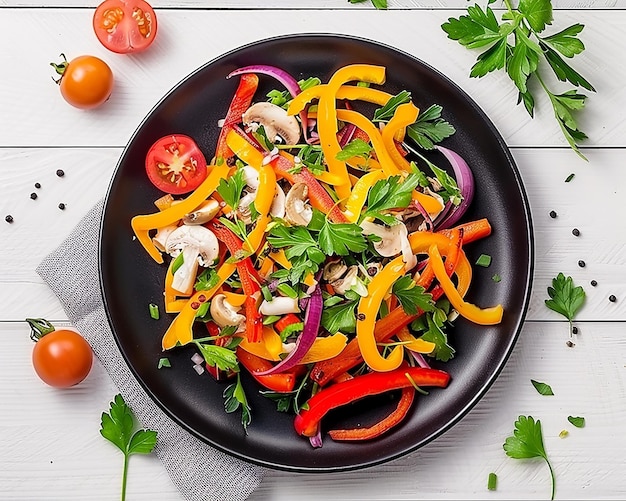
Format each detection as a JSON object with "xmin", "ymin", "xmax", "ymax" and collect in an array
[{"xmin": 36, "ymin": 200, "xmax": 266, "ymax": 501}]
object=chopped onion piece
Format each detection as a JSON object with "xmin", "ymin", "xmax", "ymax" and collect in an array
[
  {"xmin": 193, "ymin": 364, "xmax": 205, "ymax": 375},
  {"xmin": 191, "ymin": 352, "xmax": 204, "ymax": 365}
]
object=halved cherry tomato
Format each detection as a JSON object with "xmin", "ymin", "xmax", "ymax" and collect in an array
[
  {"xmin": 145, "ymin": 135, "xmax": 208, "ymax": 195},
  {"xmin": 51, "ymin": 54, "xmax": 114, "ymax": 110},
  {"xmin": 93, "ymin": 0, "xmax": 157, "ymax": 54},
  {"xmin": 27, "ymin": 318, "xmax": 93, "ymax": 388}
]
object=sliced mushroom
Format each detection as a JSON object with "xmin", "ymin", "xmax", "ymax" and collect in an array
[
  {"xmin": 165, "ymin": 225, "xmax": 220, "ymax": 294},
  {"xmin": 210, "ymin": 294, "xmax": 245, "ymax": 328},
  {"xmin": 331, "ymin": 265, "xmax": 367, "ymax": 296},
  {"xmin": 152, "ymin": 224, "xmax": 179, "ymax": 252},
  {"xmin": 269, "ymin": 183, "xmax": 286, "ymax": 218},
  {"xmin": 360, "ymin": 220, "xmax": 409, "ymax": 257},
  {"xmin": 259, "ymin": 296, "xmax": 300, "ymax": 316},
  {"xmin": 182, "ymin": 199, "xmax": 220, "ymax": 225},
  {"xmin": 323, "ymin": 260, "xmax": 348, "ymax": 282},
  {"xmin": 242, "ymin": 102, "xmax": 301, "ymax": 145},
  {"xmin": 285, "ymin": 183, "xmax": 313, "ymax": 226}
]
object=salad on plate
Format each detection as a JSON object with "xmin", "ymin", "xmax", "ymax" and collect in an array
[{"xmin": 130, "ymin": 63, "xmax": 504, "ymax": 447}]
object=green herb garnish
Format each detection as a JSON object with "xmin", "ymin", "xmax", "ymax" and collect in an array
[
  {"xmin": 504, "ymin": 415, "xmax": 555, "ymax": 500},
  {"xmin": 100, "ymin": 394, "xmax": 158, "ymax": 501},
  {"xmin": 406, "ymin": 104, "xmax": 456, "ymax": 150},
  {"xmin": 157, "ymin": 357, "xmax": 171, "ymax": 369},
  {"xmin": 392, "ymin": 275, "xmax": 434, "ymax": 316},
  {"xmin": 224, "ymin": 373, "xmax": 252, "ymax": 432},
  {"xmin": 475, "ymin": 253, "xmax": 492, "ymax": 267},
  {"xmin": 568, "ymin": 415, "xmax": 585, "ymax": 428},
  {"xmin": 148, "ymin": 303, "xmax": 160, "ymax": 320},
  {"xmin": 545, "ymin": 272, "xmax": 586, "ymax": 342},
  {"xmin": 216, "ymin": 166, "xmax": 246, "ymax": 209},
  {"xmin": 531, "ymin": 379, "xmax": 555, "ymax": 396},
  {"xmin": 487, "ymin": 472, "xmax": 498, "ymax": 491}
]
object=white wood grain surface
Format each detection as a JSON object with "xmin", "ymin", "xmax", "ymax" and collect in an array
[{"xmin": 1, "ymin": 3, "xmax": 625, "ymax": 500}]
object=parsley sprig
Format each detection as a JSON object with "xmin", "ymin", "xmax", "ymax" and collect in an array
[
  {"xmin": 504, "ymin": 415, "xmax": 556, "ymax": 500},
  {"xmin": 100, "ymin": 394, "xmax": 158, "ymax": 501},
  {"xmin": 349, "ymin": 0, "xmax": 387, "ymax": 9},
  {"xmin": 545, "ymin": 272, "xmax": 585, "ymax": 344},
  {"xmin": 442, "ymin": 0, "xmax": 594, "ymax": 159}
]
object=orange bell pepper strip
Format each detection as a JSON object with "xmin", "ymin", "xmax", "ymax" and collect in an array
[
  {"xmin": 428, "ymin": 243, "xmax": 503, "ymax": 325},
  {"xmin": 335, "ymin": 109, "xmax": 401, "ymax": 177},
  {"xmin": 356, "ymin": 256, "xmax": 406, "ymax": 372},
  {"xmin": 412, "ymin": 191, "xmax": 444, "ymax": 215},
  {"xmin": 298, "ymin": 333, "xmax": 348, "ymax": 364},
  {"xmin": 131, "ymin": 162, "xmax": 230, "ymax": 263},
  {"xmin": 396, "ymin": 326, "xmax": 436, "ymax": 354},
  {"xmin": 238, "ymin": 325, "xmax": 284, "ymax": 361},
  {"xmin": 236, "ymin": 347, "xmax": 297, "ymax": 393},
  {"xmin": 294, "ymin": 367, "xmax": 450, "ymax": 437},
  {"xmin": 328, "ymin": 386, "xmax": 415, "ymax": 441},
  {"xmin": 381, "ymin": 102, "xmax": 420, "ymax": 172}
]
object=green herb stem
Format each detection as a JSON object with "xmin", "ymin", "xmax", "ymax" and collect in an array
[{"xmin": 121, "ymin": 453, "xmax": 129, "ymax": 501}]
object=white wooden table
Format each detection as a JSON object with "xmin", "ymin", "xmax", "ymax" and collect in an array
[{"xmin": 1, "ymin": 1, "xmax": 625, "ymax": 499}]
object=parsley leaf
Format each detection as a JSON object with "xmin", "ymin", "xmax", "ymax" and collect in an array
[
  {"xmin": 100, "ymin": 394, "xmax": 157, "ymax": 501},
  {"xmin": 373, "ymin": 90, "xmax": 412, "ymax": 122},
  {"xmin": 216, "ymin": 166, "xmax": 246, "ymax": 209},
  {"xmin": 406, "ymin": 104, "xmax": 456, "ymax": 150},
  {"xmin": 267, "ymin": 224, "xmax": 326, "ymax": 285},
  {"xmin": 349, "ymin": 0, "xmax": 387, "ymax": 8},
  {"xmin": 418, "ymin": 313, "xmax": 455, "ymax": 362},
  {"xmin": 503, "ymin": 415, "xmax": 555, "ymax": 500},
  {"xmin": 531, "ymin": 379, "xmax": 555, "ymax": 396},
  {"xmin": 319, "ymin": 220, "xmax": 368, "ymax": 256},
  {"xmin": 442, "ymin": 1, "xmax": 594, "ymax": 158},
  {"xmin": 568, "ymin": 415, "xmax": 585, "ymax": 428},
  {"xmin": 195, "ymin": 268, "xmax": 220, "ymax": 292},
  {"xmin": 321, "ymin": 299, "xmax": 358, "ymax": 335},
  {"xmin": 362, "ymin": 173, "xmax": 421, "ymax": 223},
  {"xmin": 224, "ymin": 374, "xmax": 252, "ymax": 432},
  {"xmin": 545, "ymin": 272, "xmax": 585, "ymax": 339},
  {"xmin": 336, "ymin": 138, "xmax": 373, "ymax": 161},
  {"xmin": 392, "ymin": 276, "xmax": 434, "ymax": 315},
  {"xmin": 194, "ymin": 341, "xmax": 239, "ymax": 372}
]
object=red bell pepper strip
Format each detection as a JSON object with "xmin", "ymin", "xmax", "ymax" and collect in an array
[
  {"xmin": 206, "ymin": 220, "xmax": 263, "ymax": 342},
  {"xmin": 215, "ymin": 74, "xmax": 259, "ymax": 161},
  {"xmin": 274, "ymin": 313, "xmax": 302, "ymax": 334},
  {"xmin": 328, "ymin": 386, "xmax": 415, "ymax": 441},
  {"xmin": 236, "ymin": 347, "xmax": 297, "ymax": 392},
  {"xmin": 294, "ymin": 367, "xmax": 450, "ymax": 437}
]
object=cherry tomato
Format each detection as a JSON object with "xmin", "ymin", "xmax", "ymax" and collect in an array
[
  {"xmin": 51, "ymin": 54, "xmax": 114, "ymax": 109},
  {"xmin": 27, "ymin": 319, "xmax": 93, "ymax": 388},
  {"xmin": 93, "ymin": 0, "xmax": 158, "ymax": 54},
  {"xmin": 145, "ymin": 135, "xmax": 208, "ymax": 194}
]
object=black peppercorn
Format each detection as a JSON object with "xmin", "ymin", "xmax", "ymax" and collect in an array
[
  {"xmin": 58, "ymin": 203, "xmax": 66, "ymax": 210},
  {"xmin": 5, "ymin": 215, "xmax": 14, "ymax": 223},
  {"xmin": 30, "ymin": 192, "xmax": 37, "ymax": 200},
  {"xmin": 56, "ymin": 169, "xmax": 65, "ymax": 177},
  {"xmin": 549, "ymin": 210, "xmax": 557, "ymax": 218},
  {"xmin": 578, "ymin": 260, "xmax": 585, "ymax": 268},
  {"xmin": 572, "ymin": 228, "xmax": 580, "ymax": 236},
  {"xmin": 357, "ymin": 313, "xmax": 366, "ymax": 321},
  {"xmin": 572, "ymin": 326, "xmax": 578, "ymax": 335},
  {"xmin": 591, "ymin": 280, "xmax": 597, "ymax": 287},
  {"xmin": 609, "ymin": 295, "xmax": 617, "ymax": 303},
  {"xmin": 34, "ymin": 182, "xmax": 41, "ymax": 189},
  {"xmin": 566, "ymin": 340, "xmax": 575, "ymax": 348}
]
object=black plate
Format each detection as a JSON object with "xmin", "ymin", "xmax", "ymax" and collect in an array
[{"xmin": 100, "ymin": 34, "xmax": 533, "ymax": 472}]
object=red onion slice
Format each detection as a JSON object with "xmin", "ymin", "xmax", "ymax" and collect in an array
[{"xmin": 433, "ymin": 146, "xmax": 475, "ymax": 230}]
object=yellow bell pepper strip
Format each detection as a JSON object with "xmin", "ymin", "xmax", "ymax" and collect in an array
[
  {"xmin": 317, "ymin": 65, "xmax": 387, "ymax": 201},
  {"xmin": 298, "ymin": 333, "xmax": 348, "ymax": 364},
  {"xmin": 356, "ymin": 256, "xmax": 406, "ymax": 372},
  {"xmin": 428, "ymin": 243, "xmax": 503, "ymax": 325},
  {"xmin": 161, "ymin": 263, "xmax": 236, "ymax": 350},
  {"xmin": 342, "ymin": 169, "xmax": 385, "ymax": 222},
  {"xmin": 287, "ymin": 84, "xmax": 392, "ymax": 116},
  {"xmin": 238, "ymin": 325, "xmax": 284, "ymax": 361},
  {"xmin": 335, "ymin": 109, "xmax": 401, "ymax": 178},
  {"xmin": 328, "ymin": 386, "xmax": 415, "ymax": 441},
  {"xmin": 294, "ymin": 366, "xmax": 450, "ymax": 437},
  {"xmin": 396, "ymin": 326, "xmax": 436, "ymax": 354},
  {"xmin": 381, "ymin": 102, "xmax": 419, "ymax": 172},
  {"xmin": 131, "ymin": 161, "xmax": 230, "ymax": 263}
]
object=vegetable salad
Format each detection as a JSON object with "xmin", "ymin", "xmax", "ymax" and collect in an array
[{"xmin": 131, "ymin": 63, "xmax": 503, "ymax": 445}]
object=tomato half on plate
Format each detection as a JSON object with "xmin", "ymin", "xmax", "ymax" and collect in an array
[
  {"xmin": 145, "ymin": 135, "xmax": 208, "ymax": 195},
  {"xmin": 93, "ymin": 0, "xmax": 157, "ymax": 54}
]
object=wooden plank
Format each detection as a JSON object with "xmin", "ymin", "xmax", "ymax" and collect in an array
[
  {"xmin": 0, "ymin": 9, "xmax": 622, "ymax": 148},
  {"xmin": 0, "ymin": 147, "xmax": 624, "ymax": 323},
  {"xmin": 1, "ymin": 319, "xmax": 624, "ymax": 499}
]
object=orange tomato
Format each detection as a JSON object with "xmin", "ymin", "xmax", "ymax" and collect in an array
[{"xmin": 52, "ymin": 54, "xmax": 114, "ymax": 109}]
